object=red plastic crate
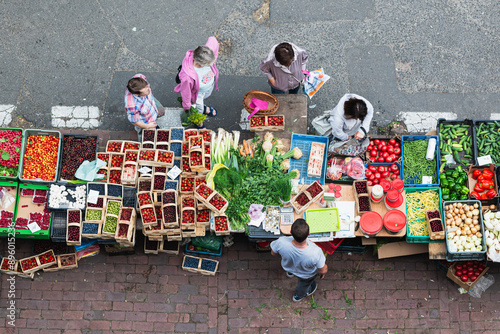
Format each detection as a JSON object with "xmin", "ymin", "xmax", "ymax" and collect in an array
[{"xmin": 316, "ymin": 238, "xmax": 344, "ymax": 255}]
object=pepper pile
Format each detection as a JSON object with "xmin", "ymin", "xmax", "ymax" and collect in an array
[
  {"xmin": 470, "ymin": 169, "xmax": 497, "ymax": 199},
  {"xmin": 440, "ymin": 166, "xmax": 469, "ymax": 201}
]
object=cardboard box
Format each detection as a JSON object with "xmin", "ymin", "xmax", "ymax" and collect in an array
[{"xmin": 377, "ymin": 241, "xmax": 429, "ymax": 259}]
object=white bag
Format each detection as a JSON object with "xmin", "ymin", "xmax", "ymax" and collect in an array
[{"xmin": 311, "ymin": 110, "xmax": 332, "ymax": 136}]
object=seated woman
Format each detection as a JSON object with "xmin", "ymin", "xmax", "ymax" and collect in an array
[{"xmin": 328, "ymin": 93, "xmax": 374, "ymax": 149}]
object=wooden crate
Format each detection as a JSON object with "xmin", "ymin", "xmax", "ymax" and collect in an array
[
  {"xmin": 66, "ymin": 209, "xmax": 82, "ymax": 246},
  {"xmin": 110, "ymin": 153, "xmax": 125, "ymax": 169},
  {"xmin": 97, "ymin": 152, "xmax": 111, "ymax": 167},
  {"xmin": 180, "ymin": 207, "xmax": 196, "ymax": 230},
  {"xmin": 144, "ymin": 237, "xmax": 160, "ymax": 254},
  {"xmin": 156, "ymin": 150, "xmax": 175, "ymax": 168},
  {"xmin": 81, "ymin": 222, "xmax": 102, "ymax": 239},
  {"xmin": 249, "ymin": 115, "xmax": 285, "ymax": 132},
  {"xmin": 181, "ymin": 255, "xmax": 219, "ymax": 276},
  {"xmin": 183, "ymin": 129, "xmax": 199, "ymax": 141},
  {"xmin": 194, "ymin": 184, "xmax": 228, "ymax": 215},
  {"xmin": 213, "ymin": 214, "xmax": 230, "ymax": 236},
  {"xmin": 106, "ymin": 140, "xmax": 124, "ymax": 153},
  {"xmin": 43, "ymin": 253, "xmax": 78, "ymax": 272},
  {"xmin": 122, "ymin": 141, "xmax": 142, "ymax": 151},
  {"xmin": 121, "ymin": 161, "xmax": 138, "ymax": 187},
  {"xmin": 426, "ymin": 210, "xmax": 445, "ymax": 240},
  {"xmin": 158, "ymin": 238, "xmax": 180, "ymax": 255},
  {"xmin": 19, "ymin": 250, "xmax": 57, "ymax": 274},
  {"xmin": 188, "ymin": 151, "xmax": 205, "ymax": 172},
  {"xmin": 85, "ymin": 208, "xmax": 104, "ymax": 223}
]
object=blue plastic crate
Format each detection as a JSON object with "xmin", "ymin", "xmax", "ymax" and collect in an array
[
  {"xmin": 185, "ymin": 242, "xmax": 223, "ymax": 258},
  {"xmin": 401, "ymin": 135, "xmax": 440, "ymax": 187},
  {"xmin": 289, "ymin": 134, "xmax": 329, "ymax": 185}
]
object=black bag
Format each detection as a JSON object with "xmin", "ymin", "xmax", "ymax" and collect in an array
[{"xmin": 175, "ymin": 65, "xmax": 182, "ymax": 84}]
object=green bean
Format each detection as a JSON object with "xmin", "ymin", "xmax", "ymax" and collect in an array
[{"xmin": 403, "ymin": 139, "xmax": 438, "ymax": 184}]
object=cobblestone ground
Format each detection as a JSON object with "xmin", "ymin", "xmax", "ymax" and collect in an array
[{"xmin": 1, "ymin": 233, "xmax": 500, "ymax": 334}]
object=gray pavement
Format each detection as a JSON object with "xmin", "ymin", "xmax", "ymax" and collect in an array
[{"xmin": 0, "ymin": 0, "xmax": 499, "ymax": 132}]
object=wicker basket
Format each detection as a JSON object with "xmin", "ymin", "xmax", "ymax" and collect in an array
[{"xmin": 243, "ymin": 90, "xmax": 279, "ymax": 115}]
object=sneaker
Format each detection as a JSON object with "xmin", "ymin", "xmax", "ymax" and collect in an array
[
  {"xmin": 286, "ymin": 272, "xmax": 294, "ymax": 278},
  {"xmin": 306, "ymin": 281, "xmax": 318, "ymax": 297},
  {"xmin": 292, "ymin": 294, "xmax": 304, "ymax": 302}
]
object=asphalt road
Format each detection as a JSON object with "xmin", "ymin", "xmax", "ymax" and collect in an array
[{"xmin": 1, "ymin": 0, "xmax": 499, "ymax": 132}]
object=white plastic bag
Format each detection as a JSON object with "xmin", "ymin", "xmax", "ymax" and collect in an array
[
  {"xmin": 468, "ymin": 275, "xmax": 495, "ymax": 298},
  {"xmin": 0, "ymin": 187, "xmax": 15, "ymax": 210},
  {"xmin": 345, "ymin": 157, "xmax": 366, "ymax": 180}
]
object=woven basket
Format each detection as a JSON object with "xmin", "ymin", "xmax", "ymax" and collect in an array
[{"xmin": 243, "ymin": 90, "xmax": 279, "ymax": 115}]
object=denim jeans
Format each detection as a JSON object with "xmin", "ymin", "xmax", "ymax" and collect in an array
[
  {"xmin": 295, "ymin": 275, "xmax": 317, "ymax": 298},
  {"xmin": 271, "ymin": 85, "xmax": 300, "ymax": 95}
]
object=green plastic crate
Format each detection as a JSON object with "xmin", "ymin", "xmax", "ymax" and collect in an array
[
  {"xmin": 0, "ymin": 183, "xmax": 52, "ymax": 239},
  {"xmin": 304, "ymin": 208, "xmax": 340, "ymax": 234},
  {"xmin": 0, "ymin": 180, "xmax": 19, "ymax": 237},
  {"xmin": 0, "ymin": 127, "xmax": 24, "ymax": 180},
  {"xmin": 405, "ymin": 187, "xmax": 444, "ymax": 243}
]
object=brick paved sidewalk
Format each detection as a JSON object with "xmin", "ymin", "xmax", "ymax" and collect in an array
[{"xmin": 1, "ymin": 233, "xmax": 500, "ymax": 334}]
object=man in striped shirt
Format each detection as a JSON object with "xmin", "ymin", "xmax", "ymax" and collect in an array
[{"xmin": 125, "ymin": 74, "xmax": 165, "ymax": 140}]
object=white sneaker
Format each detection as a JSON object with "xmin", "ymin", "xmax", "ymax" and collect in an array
[{"xmin": 286, "ymin": 272, "xmax": 294, "ymax": 278}]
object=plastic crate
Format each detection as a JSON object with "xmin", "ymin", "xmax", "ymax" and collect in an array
[
  {"xmin": 123, "ymin": 187, "xmax": 137, "ymax": 208},
  {"xmin": 49, "ymin": 210, "xmax": 67, "ymax": 242},
  {"xmin": 19, "ymin": 129, "xmax": 62, "ymax": 184},
  {"xmin": 443, "ymin": 200, "xmax": 486, "ymax": 262},
  {"xmin": 437, "ymin": 119, "xmax": 475, "ymax": 168},
  {"xmin": 315, "ymin": 239, "xmax": 344, "ymax": 255},
  {"xmin": 405, "ymin": 187, "xmax": 443, "ymax": 243},
  {"xmin": 401, "ymin": 135, "xmax": 440, "ymax": 187},
  {"xmin": 304, "ymin": 208, "xmax": 340, "ymax": 234},
  {"xmin": 185, "ymin": 242, "xmax": 223, "ymax": 258},
  {"xmin": 334, "ymin": 237, "xmax": 367, "ymax": 254},
  {"xmin": 0, "ymin": 180, "xmax": 19, "ymax": 237},
  {"xmin": 473, "ymin": 120, "xmax": 500, "ymax": 165},
  {"xmin": 58, "ymin": 134, "xmax": 98, "ymax": 182},
  {"xmin": 289, "ymin": 134, "xmax": 329, "ymax": 185},
  {"xmin": 0, "ymin": 127, "xmax": 24, "ymax": 180}
]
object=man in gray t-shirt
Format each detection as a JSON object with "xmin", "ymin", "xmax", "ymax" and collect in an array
[{"xmin": 271, "ymin": 219, "xmax": 328, "ymax": 302}]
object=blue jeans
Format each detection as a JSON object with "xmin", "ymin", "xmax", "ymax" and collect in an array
[{"xmin": 271, "ymin": 85, "xmax": 300, "ymax": 95}]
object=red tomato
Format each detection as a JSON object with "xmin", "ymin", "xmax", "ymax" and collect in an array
[
  {"xmin": 387, "ymin": 147, "xmax": 394, "ymax": 154},
  {"xmin": 378, "ymin": 144, "xmax": 385, "ymax": 150},
  {"xmin": 390, "ymin": 173, "xmax": 398, "ymax": 180},
  {"xmin": 369, "ymin": 165, "xmax": 377, "ymax": 172},
  {"xmin": 394, "ymin": 148, "xmax": 401, "ymax": 155},
  {"xmin": 381, "ymin": 140, "xmax": 387, "ymax": 146},
  {"xmin": 382, "ymin": 152, "xmax": 389, "ymax": 158},
  {"xmin": 456, "ymin": 270, "xmax": 463, "ymax": 277},
  {"xmin": 474, "ymin": 271, "xmax": 481, "ymax": 277},
  {"xmin": 382, "ymin": 171, "xmax": 390, "ymax": 178},
  {"xmin": 473, "ymin": 264, "xmax": 478, "ymax": 269},
  {"xmin": 455, "ymin": 265, "xmax": 463, "ymax": 270},
  {"xmin": 367, "ymin": 181, "xmax": 373, "ymax": 186},
  {"xmin": 370, "ymin": 157, "xmax": 377, "ymax": 162},
  {"xmin": 393, "ymin": 169, "xmax": 400, "ymax": 175},
  {"xmin": 377, "ymin": 157, "xmax": 385, "ymax": 162},
  {"xmin": 467, "ymin": 271, "xmax": 474, "ymax": 277},
  {"xmin": 478, "ymin": 266, "xmax": 485, "ymax": 272},
  {"xmin": 385, "ymin": 157, "xmax": 393, "ymax": 163},
  {"xmin": 365, "ymin": 170, "xmax": 373, "ymax": 177},
  {"xmin": 374, "ymin": 139, "xmax": 380, "ymax": 145},
  {"xmin": 370, "ymin": 150, "xmax": 378, "ymax": 157},
  {"xmin": 378, "ymin": 166, "xmax": 386, "ymax": 172},
  {"xmin": 381, "ymin": 145, "xmax": 388, "ymax": 152},
  {"xmin": 367, "ymin": 145, "xmax": 373, "ymax": 151},
  {"xmin": 468, "ymin": 267, "xmax": 474, "ymax": 272},
  {"xmin": 461, "ymin": 275, "xmax": 469, "ymax": 282},
  {"xmin": 394, "ymin": 142, "xmax": 400, "ymax": 148},
  {"xmin": 389, "ymin": 139, "xmax": 396, "ymax": 145},
  {"xmin": 370, "ymin": 140, "xmax": 374, "ymax": 146},
  {"xmin": 374, "ymin": 172, "xmax": 381, "ymax": 179},
  {"xmin": 390, "ymin": 164, "xmax": 399, "ymax": 172},
  {"xmin": 368, "ymin": 174, "xmax": 375, "ymax": 181},
  {"xmin": 372, "ymin": 178, "xmax": 379, "ymax": 184},
  {"xmin": 471, "ymin": 276, "xmax": 477, "ymax": 282}
]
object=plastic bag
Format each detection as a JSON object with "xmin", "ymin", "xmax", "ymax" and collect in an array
[
  {"xmin": 248, "ymin": 204, "xmax": 265, "ymax": 221},
  {"xmin": 191, "ymin": 235, "xmax": 223, "ymax": 251},
  {"xmin": 345, "ymin": 157, "xmax": 365, "ymax": 180},
  {"xmin": 326, "ymin": 159, "xmax": 344, "ymax": 181},
  {"xmin": 303, "ymin": 68, "xmax": 330, "ymax": 99},
  {"xmin": 468, "ymin": 274, "xmax": 495, "ymax": 298},
  {"xmin": 0, "ymin": 187, "xmax": 15, "ymax": 210},
  {"xmin": 329, "ymin": 137, "xmax": 369, "ymax": 156},
  {"xmin": 75, "ymin": 159, "xmax": 107, "ymax": 182}
]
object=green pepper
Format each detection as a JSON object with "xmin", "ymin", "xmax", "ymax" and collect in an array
[
  {"xmin": 460, "ymin": 194, "xmax": 468, "ymax": 200},
  {"xmin": 446, "ymin": 170, "xmax": 453, "ymax": 176},
  {"xmin": 448, "ymin": 181, "xmax": 456, "ymax": 190},
  {"xmin": 454, "ymin": 183, "xmax": 463, "ymax": 193},
  {"xmin": 442, "ymin": 188, "xmax": 450, "ymax": 195},
  {"xmin": 450, "ymin": 193, "xmax": 458, "ymax": 201},
  {"xmin": 441, "ymin": 179, "xmax": 449, "ymax": 187},
  {"xmin": 452, "ymin": 171, "xmax": 459, "ymax": 178},
  {"xmin": 442, "ymin": 194, "xmax": 450, "ymax": 201},
  {"xmin": 460, "ymin": 186, "xmax": 469, "ymax": 195},
  {"xmin": 455, "ymin": 166, "xmax": 464, "ymax": 173},
  {"xmin": 440, "ymin": 173, "xmax": 447, "ymax": 180},
  {"xmin": 456, "ymin": 176, "xmax": 466, "ymax": 185}
]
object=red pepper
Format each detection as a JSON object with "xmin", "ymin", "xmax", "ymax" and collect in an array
[
  {"xmin": 486, "ymin": 189, "xmax": 497, "ymax": 199},
  {"xmin": 470, "ymin": 191, "xmax": 481, "ymax": 199},
  {"xmin": 474, "ymin": 183, "xmax": 484, "ymax": 193},
  {"xmin": 472, "ymin": 170, "xmax": 482, "ymax": 179},
  {"xmin": 482, "ymin": 170, "xmax": 494, "ymax": 180},
  {"xmin": 479, "ymin": 180, "xmax": 494, "ymax": 190},
  {"xmin": 477, "ymin": 175, "xmax": 486, "ymax": 182},
  {"xmin": 481, "ymin": 193, "xmax": 488, "ymax": 199}
]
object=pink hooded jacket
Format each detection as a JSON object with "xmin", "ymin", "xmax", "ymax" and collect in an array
[{"xmin": 174, "ymin": 37, "xmax": 219, "ymax": 110}]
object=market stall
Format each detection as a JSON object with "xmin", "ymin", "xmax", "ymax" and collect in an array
[{"xmin": 0, "ymin": 99, "xmax": 498, "ymax": 293}]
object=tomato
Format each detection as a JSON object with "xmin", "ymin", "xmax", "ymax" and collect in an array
[
  {"xmin": 378, "ymin": 144, "xmax": 385, "ymax": 150},
  {"xmin": 381, "ymin": 140, "xmax": 387, "ymax": 146},
  {"xmin": 456, "ymin": 270, "xmax": 462, "ymax": 277},
  {"xmin": 370, "ymin": 140, "xmax": 374, "ymax": 146},
  {"xmin": 367, "ymin": 145, "xmax": 373, "ymax": 151},
  {"xmin": 365, "ymin": 170, "xmax": 373, "ymax": 177},
  {"xmin": 378, "ymin": 166, "xmax": 386, "ymax": 172},
  {"xmin": 377, "ymin": 157, "xmax": 385, "ymax": 162},
  {"xmin": 372, "ymin": 178, "xmax": 379, "ymax": 184},
  {"xmin": 390, "ymin": 173, "xmax": 398, "ymax": 180},
  {"xmin": 478, "ymin": 266, "xmax": 485, "ymax": 272},
  {"xmin": 394, "ymin": 142, "xmax": 400, "ymax": 148},
  {"xmin": 367, "ymin": 181, "xmax": 373, "ymax": 186},
  {"xmin": 382, "ymin": 171, "xmax": 390, "ymax": 178},
  {"xmin": 368, "ymin": 165, "xmax": 377, "ymax": 172},
  {"xmin": 389, "ymin": 139, "xmax": 396, "ymax": 145},
  {"xmin": 374, "ymin": 172, "xmax": 381, "ymax": 179},
  {"xmin": 382, "ymin": 152, "xmax": 389, "ymax": 158},
  {"xmin": 394, "ymin": 147, "xmax": 401, "ymax": 154},
  {"xmin": 381, "ymin": 145, "xmax": 388, "ymax": 152},
  {"xmin": 461, "ymin": 275, "xmax": 469, "ymax": 282},
  {"xmin": 474, "ymin": 271, "xmax": 481, "ymax": 277},
  {"xmin": 370, "ymin": 157, "xmax": 377, "ymax": 162},
  {"xmin": 368, "ymin": 174, "xmax": 375, "ymax": 181},
  {"xmin": 386, "ymin": 148, "xmax": 394, "ymax": 155},
  {"xmin": 393, "ymin": 169, "xmax": 400, "ymax": 175},
  {"xmin": 385, "ymin": 157, "xmax": 393, "ymax": 163},
  {"xmin": 467, "ymin": 271, "xmax": 474, "ymax": 277},
  {"xmin": 473, "ymin": 264, "xmax": 478, "ymax": 269},
  {"xmin": 374, "ymin": 139, "xmax": 380, "ymax": 145},
  {"xmin": 455, "ymin": 265, "xmax": 463, "ymax": 270},
  {"xmin": 470, "ymin": 276, "xmax": 477, "ymax": 282},
  {"xmin": 370, "ymin": 150, "xmax": 378, "ymax": 157}
]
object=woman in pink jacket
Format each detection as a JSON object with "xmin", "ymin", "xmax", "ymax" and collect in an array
[{"xmin": 174, "ymin": 36, "xmax": 219, "ymax": 128}]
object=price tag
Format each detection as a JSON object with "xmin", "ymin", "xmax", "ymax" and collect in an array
[
  {"xmin": 27, "ymin": 222, "xmax": 41, "ymax": 233},
  {"xmin": 444, "ymin": 154, "xmax": 455, "ymax": 165},
  {"xmin": 138, "ymin": 166, "xmax": 152, "ymax": 174},
  {"xmin": 167, "ymin": 166, "xmax": 182, "ymax": 180},
  {"xmin": 422, "ymin": 176, "xmax": 433, "ymax": 184},
  {"xmin": 477, "ymin": 155, "xmax": 492, "ymax": 166},
  {"xmin": 87, "ymin": 190, "xmax": 99, "ymax": 204}
]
